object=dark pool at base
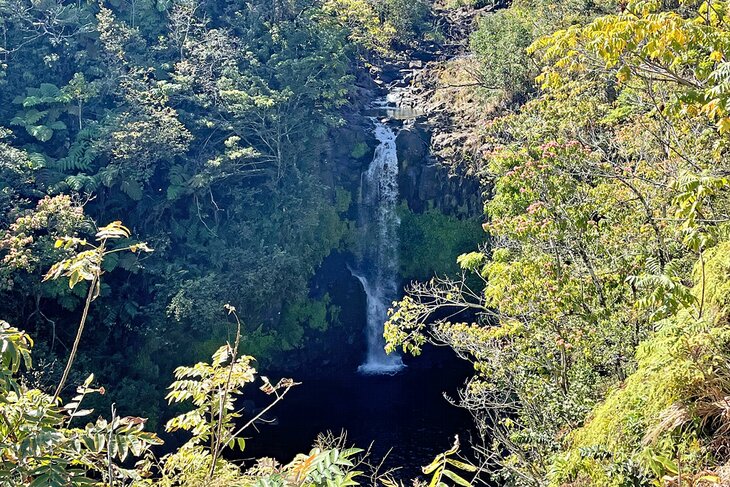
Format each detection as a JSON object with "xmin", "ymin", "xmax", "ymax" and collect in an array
[{"xmin": 239, "ymin": 347, "xmax": 475, "ymax": 480}]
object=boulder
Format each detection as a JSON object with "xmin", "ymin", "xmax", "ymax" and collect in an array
[
  {"xmin": 395, "ymin": 120, "xmax": 430, "ymax": 169},
  {"xmin": 379, "ymin": 64, "xmax": 404, "ymax": 84}
]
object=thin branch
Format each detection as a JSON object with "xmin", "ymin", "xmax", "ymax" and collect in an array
[
  {"xmin": 207, "ymin": 306, "xmax": 243, "ymax": 482},
  {"xmin": 52, "ymin": 268, "xmax": 99, "ymax": 403}
]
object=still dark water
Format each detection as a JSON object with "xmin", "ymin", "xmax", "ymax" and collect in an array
[{"xmin": 241, "ymin": 347, "xmax": 475, "ymax": 480}]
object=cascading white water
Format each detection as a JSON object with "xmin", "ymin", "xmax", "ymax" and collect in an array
[{"xmin": 354, "ymin": 118, "xmax": 406, "ymax": 375}]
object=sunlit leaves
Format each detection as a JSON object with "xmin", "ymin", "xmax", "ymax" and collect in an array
[
  {"xmin": 94, "ymin": 221, "xmax": 130, "ymax": 241},
  {"xmin": 0, "ymin": 321, "xmax": 33, "ymax": 391},
  {"xmin": 44, "ymin": 249, "xmax": 102, "ymax": 289},
  {"xmin": 456, "ymin": 252, "xmax": 485, "ymax": 272},
  {"xmin": 531, "ymin": 0, "xmax": 730, "ymax": 133},
  {"xmin": 388, "ymin": 1, "xmax": 730, "ymax": 484},
  {"xmin": 627, "ymin": 257, "xmax": 698, "ymax": 320},
  {"xmin": 422, "ymin": 437, "xmax": 476, "ymax": 487},
  {"xmin": 165, "ymin": 345, "xmax": 256, "ymax": 444},
  {"xmin": 317, "ymin": 0, "xmax": 396, "ymax": 54},
  {"xmin": 246, "ymin": 447, "xmax": 363, "ymax": 487},
  {"xmin": 470, "ymin": 10, "xmax": 534, "ymax": 98},
  {"xmin": 43, "ymin": 221, "xmax": 152, "ymax": 290},
  {"xmin": 10, "ymin": 83, "xmax": 71, "ymax": 143},
  {"xmin": 671, "ymin": 171, "xmax": 730, "ymax": 251},
  {"xmin": 0, "ymin": 329, "xmax": 161, "ymax": 487}
]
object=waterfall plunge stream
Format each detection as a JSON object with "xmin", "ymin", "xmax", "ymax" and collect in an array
[
  {"xmin": 353, "ymin": 117, "xmax": 406, "ymax": 375},
  {"xmin": 240, "ymin": 96, "xmax": 473, "ymax": 474}
]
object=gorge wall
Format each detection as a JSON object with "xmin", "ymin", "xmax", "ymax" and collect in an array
[{"xmin": 327, "ymin": 62, "xmax": 484, "ymax": 220}]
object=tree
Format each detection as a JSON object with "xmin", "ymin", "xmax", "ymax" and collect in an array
[
  {"xmin": 387, "ymin": 0, "xmax": 730, "ymax": 484},
  {"xmin": 43, "ymin": 221, "xmax": 152, "ymax": 400},
  {"xmin": 470, "ymin": 10, "xmax": 534, "ymax": 99}
]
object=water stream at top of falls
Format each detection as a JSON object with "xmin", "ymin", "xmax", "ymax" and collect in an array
[{"xmin": 353, "ymin": 111, "xmax": 406, "ymax": 375}]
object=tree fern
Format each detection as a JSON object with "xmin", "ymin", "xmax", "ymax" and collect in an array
[
  {"xmin": 97, "ymin": 166, "xmax": 119, "ymax": 187},
  {"xmin": 10, "ymin": 108, "xmax": 47, "ymax": 126},
  {"xmin": 627, "ymin": 257, "xmax": 697, "ymax": 321},
  {"xmin": 11, "ymin": 83, "xmax": 72, "ymax": 142},
  {"xmin": 64, "ymin": 174, "xmax": 99, "ymax": 193},
  {"xmin": 15, "ymin": 83, "xmax": 72, "ymax": 107},
  {"xmin": 54, "ymin": 127, "xmax": 99, "ymax": 173},
  {"xmin": 166, "ymin": 164, "xmax": 191, "ymax": 201},
  {"xmin": 26, "ymin": 152, "xmax": 48, "ymax": 168},
  {"xmin": 120, "ymin": 178, "xmax": 143, "ymax": 201},
  {"xmin": 34, "ymin": 168, "xmax": 66, "ymax": 190},
  {"xmin": 97, "ymin": 165, "xmax": 147, "ymax": 201}
]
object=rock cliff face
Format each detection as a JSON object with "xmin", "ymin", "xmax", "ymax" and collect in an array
[
  {"xmin": 326, "ymin": 114, "xmax": 377, "ymax": 194},
  {"xmin": 323, "ymin": 68, "xmax": 378, "ymax": 193},
  {"xmin": 395, "ymin": 117, "xmax": 481, "ymax": 217},
  {"xmin": 326, "ymin": 2, "xmax": 491, "ymax": 218},
  {"xmin": 327, "ymin": 88, "xmax": 484, "ymax": 218}
]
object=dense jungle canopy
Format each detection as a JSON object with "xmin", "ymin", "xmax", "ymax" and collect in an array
[{"xmin": 4, "ymin": 0, "xmax": 730, "ymax": 485}]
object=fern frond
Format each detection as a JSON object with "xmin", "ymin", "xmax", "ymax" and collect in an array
[
  {"xmin": 64, "ymin": 174, "xmax": 99, "ymax": 193},
  {"xmin": 55, "ymin": 128, "xmax": 99, "ymax": 173}
]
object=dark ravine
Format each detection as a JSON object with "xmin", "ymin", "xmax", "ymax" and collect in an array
[
  {"xmin": 237, "ymin": 15, "xmax": 486, "ymax": 474},
  {"xmin": 240, "ymin": 346, "xmax": 475, "ymax": 480}
]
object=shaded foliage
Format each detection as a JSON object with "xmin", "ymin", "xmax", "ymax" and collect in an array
[{"xmin": 0, "ymin": 0, "xmax": 432, "ymax": 424}]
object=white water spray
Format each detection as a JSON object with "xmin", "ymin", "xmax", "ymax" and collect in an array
[{"xmin": 355, "ymin": 118, "xmax": 406, "ymax": 375}]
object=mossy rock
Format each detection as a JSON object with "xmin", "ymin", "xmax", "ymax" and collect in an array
[{"xmin": 350, "ymin": 142, "xmax": 369, "ymax": 159}]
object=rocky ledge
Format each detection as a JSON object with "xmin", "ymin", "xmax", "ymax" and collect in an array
[{"xmin": 327, "ymin": 1, "xmax": 495, "ymax": 218}]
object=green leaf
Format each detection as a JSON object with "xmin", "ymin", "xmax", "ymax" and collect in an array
[
  {"xmin": 423, "ymin": 455, "xmax": 444, "ymax": 475},
  {"xmin": 120, "ymin": 179, "xmax": 143, "ymax": 201},
  {"xmin": 445, "ymin": 459, "xmax": 477, "ymax": 472},
  {"xmin": 28, "ymin": 125, "xmax": 54, "ymax": 142},
  {"xmin": 47, "ymin": 120, "xmax": 67, "ymax": 131},
  {"xmin": 69, "ymin": 409, "xmax": 93, "ymax": 417},
  {"xmin": 428, "ymin": 467, "xmax": 443, "ymax": 487},
  {"xmin": 441, "ymin": 469, "xmax": 472, "ymax": 487}
]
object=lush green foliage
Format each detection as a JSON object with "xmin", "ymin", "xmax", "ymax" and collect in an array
[
  {"xmin": 387, "ymin": 0, "xmax": 730, "ymax": 485},
  {"xmin": 0, "ymin": 309, "xmax": 365, "ymax": 487},
  {"xmin": 0, "ymin": 1, "xmax": 482, "ymax": 485},
  {"xmin": 16, "ymin": 0, "xmax": 730, "ymax": 484},
  {"xmin": 398, "ymin": 205, "xmax": 484, "ymax": 280},
  {"xmin": 0, "ymin": 321, "xmax": 163, "ymax": 486},
  {"xmin": 1, "ymin": 228, "xmax": 370, "ymax": 486},
  {"xmin": 0, "ymin": 0, "xmax": 439, "ymax": 424},
  {"xmin": 420, "ymin": 436, "xmax": 477, "ymax": 487},
  {"xmin": 0, "ymin": 0, "xmax": 494, "ymax": 485},
  {"xmin": 470, "ymin": 10, "xmax": 533, "ymax": 99}
]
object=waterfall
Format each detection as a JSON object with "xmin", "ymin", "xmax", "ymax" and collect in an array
[{"xmin": 354, "ymin": 117, "xmax": 406, "ymax": 375}]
